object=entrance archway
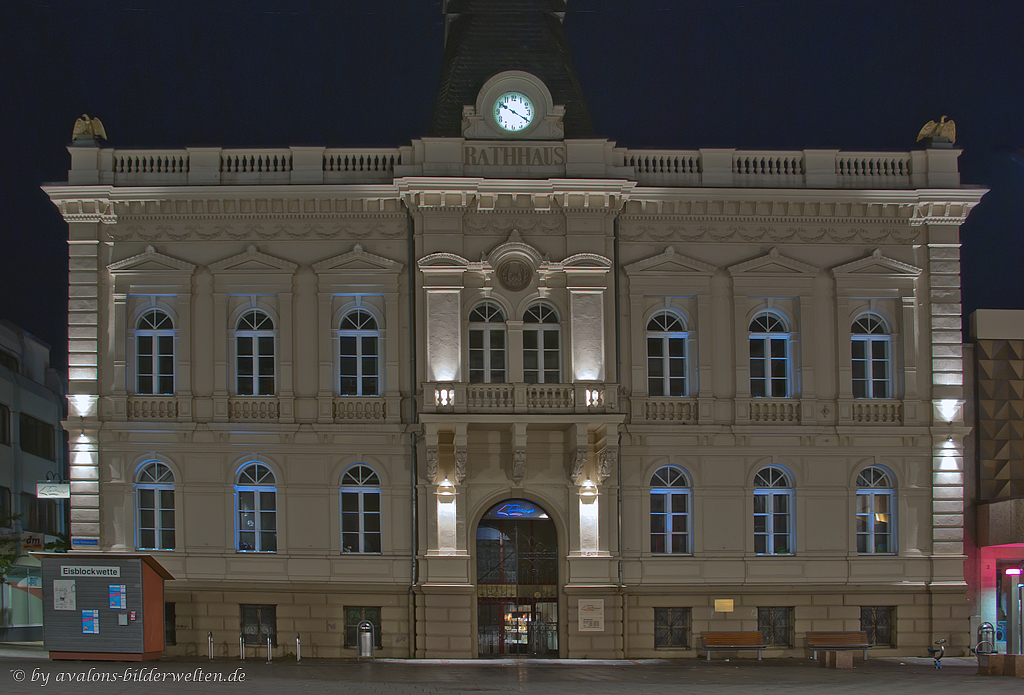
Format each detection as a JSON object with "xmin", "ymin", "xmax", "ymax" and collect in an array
[{"xmin": 476, "ymin": 499, "xmax": 558, "ymax": 657}]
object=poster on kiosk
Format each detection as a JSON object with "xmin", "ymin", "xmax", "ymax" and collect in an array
[{"xmin": 37, "ymin": 554, "xmax": 173, "ymax": 661}]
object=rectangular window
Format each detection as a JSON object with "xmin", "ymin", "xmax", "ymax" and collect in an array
[
  {"xmin": 0, "ymin": 486, "xmax": 12, "ymax": 524},
  {"xmin": 20, "ymin": 493, "xmax": 59, "ymax": 535},
  {"xmin": 861, "ymin": 606, "xmax": 895, "ymax": 647},
  {"xmin": 654, "ymin": 607, "xmax": 690, "ymax": 648},
  {"xmin": 138, "ymin": 487, "xmax": 175, "ymax": 550},
  {"xmin": 165, "ymin": 603, "xmax": 176, "ymax": 646},
  {"xmin": 0, "ymin": 349, "xmax": 18, "ymax": 373},
  {"xmin": 344, "ymin": 606, "xmax": 382, "ymax": 648},
  {"xmin": 341, "ymin": 490, "xmax": 382, "ymax": 553},
  {"xmin": 650, "ymin": 491, "xmax": 690, "ymax": 554},
  {"xmin": 19, "ymin": 414, "xmax": 55, "ymax": 461},
  {"xmin": 240, "ymin": 604, "xmax": 276, "ymax": 646},
  {"xmin": 0, "ymin": 403, "xmax": 10, "ymax": 445},
  {"xmin": 236, "ymin": 489, "xmax": 277, "ymax": 552},
  {"xmin": 758, "ymin": 606, "xmax": 793, "ymax": 647},
  {"xmin": 856, "ymin": 491, "xmax": 893, "ymax": 554},
  {"xmin": 753, "ymin": 492, "xmax": 791, "ymax": 555}
]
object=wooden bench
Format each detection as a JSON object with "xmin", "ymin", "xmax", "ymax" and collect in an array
[
  {"xmin": 805, "ymin": 631, "xmax": 872, "ymax": 660},
  {"xmin": 700, "ymin": 631, "xmax": 767, "ymax": 661}
]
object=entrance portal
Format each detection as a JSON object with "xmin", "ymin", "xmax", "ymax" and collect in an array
[{"xmin": 476, "ymin": 499, "xmax": 558, "ymax": 657}]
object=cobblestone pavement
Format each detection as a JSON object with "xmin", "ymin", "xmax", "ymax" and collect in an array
[{"xmin": 1, "ymin": 646, "xmax": 1020, "ymax": 695}]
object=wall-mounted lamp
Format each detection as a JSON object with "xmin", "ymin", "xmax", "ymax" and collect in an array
[
  {"xmin": 1006, "ymin": 568, "xmax": 1022, "ymax": 576},
  {"xmin": 580, "ymin": 478, "xmax": 598, "ymax": 498},
  {"xmin": 437, "ymin": 477, "xmax": 456, "ymax": 498}
]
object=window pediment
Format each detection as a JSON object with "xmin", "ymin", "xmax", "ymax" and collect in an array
[
  {"xmin": 727, "ymin": 247, "xmax": 819, "ymax": 277},
  {"xmin": 108, "ymin": 245, "xmax": 196, "ymax": 275},
  {"xmin": 831, "ymin": 249, "xmax": 922, "ymax": 278},
  {"xmin": 624, "ymin": 246, "xmax": 717, "ymax": 276},
  {"xmin": 314, "ymin": 244, "xmax": 403, "ymax": 274},
  {"xmin": 209, "ymin": 244, "xmax": 298, "ymax": 273}
]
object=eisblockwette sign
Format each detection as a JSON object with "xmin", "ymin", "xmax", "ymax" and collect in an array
[{"xmin": 61, "ymin": 566, "xmax": 121, "ymax": 578}]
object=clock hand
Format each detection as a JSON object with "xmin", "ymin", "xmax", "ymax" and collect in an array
[{"xmin": 498, "ymin": 103, "xmax": 527, "ymax": 121}]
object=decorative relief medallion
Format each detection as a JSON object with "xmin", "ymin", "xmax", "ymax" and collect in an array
[{"xmin": 497, "ymin": 259, "xmax": 533, "ymax": 292}]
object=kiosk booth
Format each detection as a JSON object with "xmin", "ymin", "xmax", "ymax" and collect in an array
[{"xmin": 37, "ymin": 553, "xmax": 172, "ymax": 661}]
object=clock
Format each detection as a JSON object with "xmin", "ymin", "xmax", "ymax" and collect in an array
[{"xmin": 493, "ymin": 92, "xmax": 535, "ymax": 132}]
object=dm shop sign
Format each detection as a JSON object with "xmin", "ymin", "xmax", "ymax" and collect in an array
[
  {"xmin": 464, "ymin": 144, "xmax": 566, "ymax": 167},
  {"xmin": 61, "ymin": 566, "xmax": 121, "ymax": 578}
]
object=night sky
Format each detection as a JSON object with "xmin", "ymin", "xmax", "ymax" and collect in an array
[{"xmin": 1, "ymin": 0, "xmax": 1021, "ymax": 373}]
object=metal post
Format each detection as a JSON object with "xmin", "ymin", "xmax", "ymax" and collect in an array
[
  {"xmin": 267, "ymin": 633, "xmax": 273, "ymax": 663},
  {"xmin": 1009, "ymin": 577, "xmax": 1022, "ymax": 655},
  {"xmin": 240, "ymin": 633, "xmax": 245, "ymax": 661},
  {"xmin": 296, "ymin": 633, "xmax": 301, "ymax": 662},
  {"xmin": 208, "ymin": 631, "xmax": 214, "ymax": 660}
]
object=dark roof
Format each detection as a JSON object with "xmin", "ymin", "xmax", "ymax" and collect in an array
[{"xmin": 430, "ymin": 1, "xmax": 593, "ymax": 138}]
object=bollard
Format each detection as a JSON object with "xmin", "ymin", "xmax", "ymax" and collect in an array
[
  {"xmin": 208, "ymin": 631, "xmax": 214, "ymax": 660},
  {"xmin": 240, "ymin": 633, "xmax": 245, "ymax": 661},
  {"xmin": 267, "ymin": 633, "xmax": 273, "ymax": 663},
  {"xmin": 296, "ymin": 633, "xmax": 301, "ymax": 663}
]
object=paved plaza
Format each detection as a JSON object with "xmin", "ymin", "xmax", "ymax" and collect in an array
[{"xmin": 1, "ymin": 643, "xmax": 1021, "ymax": 695}]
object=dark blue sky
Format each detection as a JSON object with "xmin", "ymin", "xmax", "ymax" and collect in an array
[{"xmin": 2, "ymin": 0, "xmax": 1022, "ymax": 371}]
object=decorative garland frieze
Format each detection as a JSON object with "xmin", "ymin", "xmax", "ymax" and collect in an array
[
  {"xmin": 619, "ymin": 219, "xmax": 923, "ymax": 245},
  {"xmin": 106, "ymin": 216, "xmax": 407, "ymax": 242},
  {"xmin": 465, "ymin": 215, "xmax": 566, "ymax": 236}
]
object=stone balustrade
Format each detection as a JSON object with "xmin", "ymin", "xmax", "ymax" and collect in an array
[
  {"xmin": 228, "ymin": 397, "xmax": 279, "ymax": 420},
  {"xmin": 424, "ymin": 382, "xmax": 612, "ymax": 414},
  {"xmin": 68, "ymin": 143, "xmax": 961, "ymax": 189},
  {"xmin": 127, "ymin": 397, "xmax": 178, "ymax": 420}
]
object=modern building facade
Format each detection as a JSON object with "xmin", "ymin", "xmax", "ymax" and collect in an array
[
  {"xmin": 44, "ymin": 3, "xmax": 986, "ymax": 658},
  {"xmin": 967, "ymin": 310, "xmax": 1024, "ymax": 654},
  {"xmin": 0, "ymin": 320, "xmax": 66, "ymax": 641}
]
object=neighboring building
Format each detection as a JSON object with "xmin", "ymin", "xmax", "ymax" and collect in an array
[
  {"xmin": 0, "ymin": 320, "xmax": 66, "ymax": 641},
  {"xmin": 967, "ymin": 310, "xmax": 1024, "ymax": 653},
  {"xmin": 44, "ymin": 3, "xmax": 986, "ymax": 658}
]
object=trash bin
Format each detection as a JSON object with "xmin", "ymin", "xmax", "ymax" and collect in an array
[
  {"xmin": 358, "ymin": 620, "xmax": 375, "ymax": 659},
  {"xmin": 978, "ymin": 622, "xmax": 996, "ymax": 654}
]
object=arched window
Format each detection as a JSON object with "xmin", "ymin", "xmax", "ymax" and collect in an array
[
  {"xmin": 135, "ymin": 461, "xmax": 174, "ymax": 550},
  {"xmin": 468, "ymin": 301, "xmax": 506, "ymax": 383},
  {"xmin": 235, "ymin": 463, "xmax": 276, "ymax": 552},
  {"xmin": 236, "ymin": 310, "xmax": 275, "ymax": 396},
  {"xmin": 340, "ymin": 465, "xmax": 382, "ymax": 553},
  {"xmin": 856, "ymin": 466, "xmax": 896, "ymax": 554},
  {"xmin": 135, "ymin": 309, "xmax": 174, "ymax": 395},
  {"xmin": 650, "ymin": 465, "xmax": 691, "ymax": 554},
  {"xmin": 523, "ymin": 303, "xmax": 560, "ymax": 384},
  {"xmin": 647, "ymin": 311, "xmax": 689, "ymax": 397},
  {"xmin": 852, "ymin": 313, "xmax": 892, "ymax": 399},
  {"xmin": 339, "ymin": 309, "xmax": 380, "ymax": 396},
  {"xmin": 753, "ymin": 466, "xmax": 793, "ymax": 555},
  {"xmin": 749, "ymin": 311, "xmax": 792, "ymax": 398}
]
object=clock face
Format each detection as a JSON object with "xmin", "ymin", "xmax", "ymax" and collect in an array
[{"xmin": 493, "ymin": 92, "xmax": 535, "ymax": 132}]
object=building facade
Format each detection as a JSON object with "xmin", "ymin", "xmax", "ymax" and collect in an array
[
  {"xmin": 967, "ymin": 310, "xmax": 1024, "ymax": 654},
  {"xmin": 45, "ymin": 3, "xmax": 986, "ymax": 658},
  {"xmin": 0, "ymin": 320, "xmax": 66, "ymax": 642}
]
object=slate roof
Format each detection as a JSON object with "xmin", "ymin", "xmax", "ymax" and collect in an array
[{"xmin": 430, "ymin": 0, "xmax": 594, "ymax": 138}]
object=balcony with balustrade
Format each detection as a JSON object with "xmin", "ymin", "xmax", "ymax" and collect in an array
[{"xmin": 422, "ymin": 382, "xmax": 617, "ymax": 415}]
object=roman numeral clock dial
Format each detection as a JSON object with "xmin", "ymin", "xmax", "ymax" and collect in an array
[{"xmin": 494, "ymin": 92, "xmax": 534, "ymax": 132}]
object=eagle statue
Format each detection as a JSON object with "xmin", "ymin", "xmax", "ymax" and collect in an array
[
  {"xmin": 916, "ymin": 115, "xmax": 956, "ymax": 145},
  {"xmin": 72, "ymin": 114, "xmax": 107, "ymax": 141}
]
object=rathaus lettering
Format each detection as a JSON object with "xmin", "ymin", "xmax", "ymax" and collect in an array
[{"xmin": 464, "ymin": 145, "xmax": 566, "ymax": 167}]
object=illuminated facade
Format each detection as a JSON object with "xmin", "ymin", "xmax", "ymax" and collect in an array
[{"xmin": 45, "ymin": 2, "xmax": 985, "ymax": 658}]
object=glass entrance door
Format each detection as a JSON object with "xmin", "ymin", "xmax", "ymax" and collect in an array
[{"xmin": 476, "ymin": 499, "xmax": 557, "ymax": 657}]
